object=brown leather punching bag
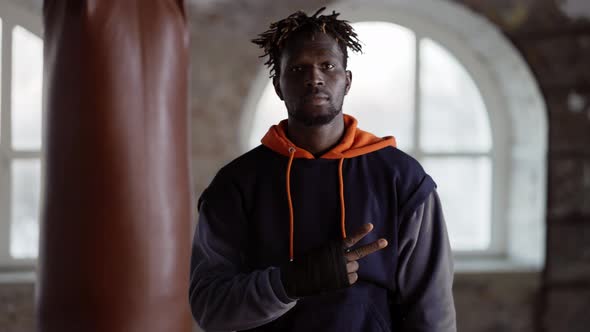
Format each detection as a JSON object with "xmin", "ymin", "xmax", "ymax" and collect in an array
[{"xmin": 37, "ymin": 1, "xmax": 192, "ymax": 331}]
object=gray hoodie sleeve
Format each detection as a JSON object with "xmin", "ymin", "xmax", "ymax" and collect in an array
[
  {"xmin": 189, "ymin": 198, "xmax": 297, "ymax": 332},
  {"xmin": 396, "ymin": 190, "xmax": 457, "ymax": 332}
]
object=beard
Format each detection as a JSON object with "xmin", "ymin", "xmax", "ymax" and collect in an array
[
  {"xmin": 288, "ymin": 107, "xmax": 340, "ymax": 127},
  {"xmin": 287, "ymin": 98, "xmax": 343, "ymax": 127}
]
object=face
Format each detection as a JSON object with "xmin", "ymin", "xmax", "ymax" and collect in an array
[{"xmin": 274, "ymin": 32, "xmax": 352, "ymax": 127}]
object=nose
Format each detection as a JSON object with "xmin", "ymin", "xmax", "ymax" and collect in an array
[{"xmin": 304, "ymin": 67, "xmax": 324, "ymax": 87}]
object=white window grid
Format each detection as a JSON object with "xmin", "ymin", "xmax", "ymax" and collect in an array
[
  {"xmin": 0, "ymin": 2, "xmax": 43, "ymax": 269},
  {"xmin": 407, "ymin": 32, "xmax": 502, "ymax": 257},
  {"xmin": 239, "ymin": 0, "xmax": 546, "ymax": 271},
  {"xmin": 243, "ymin": 23, "xmax": 510, "ymax": 258}
]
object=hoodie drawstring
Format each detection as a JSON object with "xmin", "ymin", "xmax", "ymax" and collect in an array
[
  {"xmin": 285, "ymin": 148, "xmax": 347, "ymax": 261},
  {"xmin": 286, "ymin": 147, "xmax": 296, "ymax": 261},
  {"xmin": 338, "ymin": 158, "xmax": 347, "ymax": 239}
]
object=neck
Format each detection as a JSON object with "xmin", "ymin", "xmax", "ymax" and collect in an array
[{"xmin": 287, "ymin": 113, "xmax": 345, "ymax": 157}]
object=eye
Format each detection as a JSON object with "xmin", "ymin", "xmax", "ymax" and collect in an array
[
  {"xmin": 289, "ymin": 66, "xmax": 303, "ymax": 72},
  {"xmin": 324, "ymin": 63, "xmax": 335, "ymax": 70}
]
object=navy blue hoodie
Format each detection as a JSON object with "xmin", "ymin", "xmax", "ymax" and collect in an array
[{"xmin": 189, "ymin": 115, "xmax": 456, "ymax": 331}]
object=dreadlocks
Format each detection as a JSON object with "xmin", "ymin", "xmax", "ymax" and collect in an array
[{"xmin": 252, "ymin": 7, "xmax": 362, "ymax": 78}]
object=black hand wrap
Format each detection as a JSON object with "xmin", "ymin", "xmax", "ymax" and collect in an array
[{"xmin": 280, "ymin": 241, "xmax": 350, "ymax": 298}]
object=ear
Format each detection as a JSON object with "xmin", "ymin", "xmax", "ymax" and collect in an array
[
  {"xmin": 273, "ymin": 76, "xmax": 284, "ymax": 100},
  {"xmin": 344, "ymin": 70, "xmax": 352, "ymax": 95}
]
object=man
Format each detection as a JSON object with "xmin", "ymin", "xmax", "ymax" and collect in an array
[{"xmin": 189, "ymin": 8, "xmax": 456, "ymax": 332}]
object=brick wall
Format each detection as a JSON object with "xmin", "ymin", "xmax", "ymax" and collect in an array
[{"xmin": 459, "ymin": 1, "xmax": 590, "ymax": 331}]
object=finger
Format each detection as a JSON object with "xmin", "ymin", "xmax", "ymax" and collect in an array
[
  {"xmin": 342, "ymin": 223, "xmax": 374, "ymax": 248},
  {"xmin": 345, "ymin": 238, "xmax": 388, "ymax": 261},
  {"xmin": 348, "ymin": 272, "xmax": 358, "ymax": 285},
  {"xmin": 346, "ymin": 260, "xmax": 359, "ymax": 273}
]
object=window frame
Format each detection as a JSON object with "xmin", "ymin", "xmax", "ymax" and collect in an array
[
  {"xmin": 0, "ymin": 1, "xmax": 43, "ymax": 269},
  {"xmin": 409, "ymin": 31, "xmax": 504, "ymax": 256},
  {"xmin": 245, "ymin": 21, "xmax": 508, "ymax": 257},
  {"xmin": 241, "ymin": 0, "xmax": 547, "ymax": 271}
]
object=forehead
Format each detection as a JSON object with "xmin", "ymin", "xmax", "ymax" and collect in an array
[{"xmin": 280, "ymin": 32, "xmax": 344, "ymax": 64}]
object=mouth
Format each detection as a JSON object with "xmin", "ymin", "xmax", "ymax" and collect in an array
[{"xmin": 304, "ymin": 92, "xmax": 330, "ymax": 106}]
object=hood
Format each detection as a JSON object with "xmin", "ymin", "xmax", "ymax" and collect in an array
[{"xmin": 261, "ymin": 114, "xmax": 396, "ymax": 159}]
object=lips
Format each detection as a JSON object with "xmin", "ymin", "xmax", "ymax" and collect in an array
[{"xmin": 303, "ymin": 91, "xmax": 330, "ymax": 105}]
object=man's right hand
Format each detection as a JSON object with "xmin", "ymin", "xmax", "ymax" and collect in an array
[
  {"xmin": 280, "ymin": 223, "xmax": 388, "ymax": 298},
  {"xmin": 343, "ymin": 223, "xmax": 388, "ymax": 284}
]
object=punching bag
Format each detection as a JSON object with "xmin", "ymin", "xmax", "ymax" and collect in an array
[{"xmin": 37, "ymin": 1, "xmax": 192, "ymax": 331}]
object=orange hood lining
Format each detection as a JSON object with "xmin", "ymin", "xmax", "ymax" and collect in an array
[{"xmin": 261, "ymin": 114, "xmax": 396, "ymax": 159}]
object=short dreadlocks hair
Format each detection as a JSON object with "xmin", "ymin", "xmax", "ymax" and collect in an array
[{"xmin": 252, "ymin": 7, "xmax": 362, "ymax": 78}]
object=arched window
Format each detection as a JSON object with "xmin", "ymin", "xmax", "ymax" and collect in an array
[
  {"xmin": 242, "ymin": 0, "xmax": 547, "ymax": 270},
  {"xmin": 0, "ymin": 2, "xmax": 43, "ymax": 267}
]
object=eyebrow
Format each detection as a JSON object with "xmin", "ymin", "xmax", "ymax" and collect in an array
[{"xmin": 285, "ymin": 48, "xmax": 343, "ymax": 63}]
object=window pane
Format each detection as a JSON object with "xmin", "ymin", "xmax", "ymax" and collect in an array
[
  {"xmin": 249, "ymin": 81, "xmax": 285, "ymax": 149},
  {"xmin": 249, "ymin": 22, "xmax": 416, "ymax": 151},
  {"xmin": 419, "ymin": 38, "xmax": 491, "ymax": 152},
  {"xmin": 11, "ymin": 26, "xmax": 43, "ymax": 150},
  {"xmin": 345, "ymin": 22, "xmax": 415, "ymax": 151},
  {"xmin": 422, "ymin": 157, "xmax": 491, "ymax": 250},
  {"xmin": 10, "ymin": 159, "xmax": 41, "ymax": 259}
]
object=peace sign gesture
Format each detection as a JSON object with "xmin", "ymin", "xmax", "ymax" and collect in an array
[{"xmin": 342, "ymin": 223, "xmax": 388, "ymax": 285}]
